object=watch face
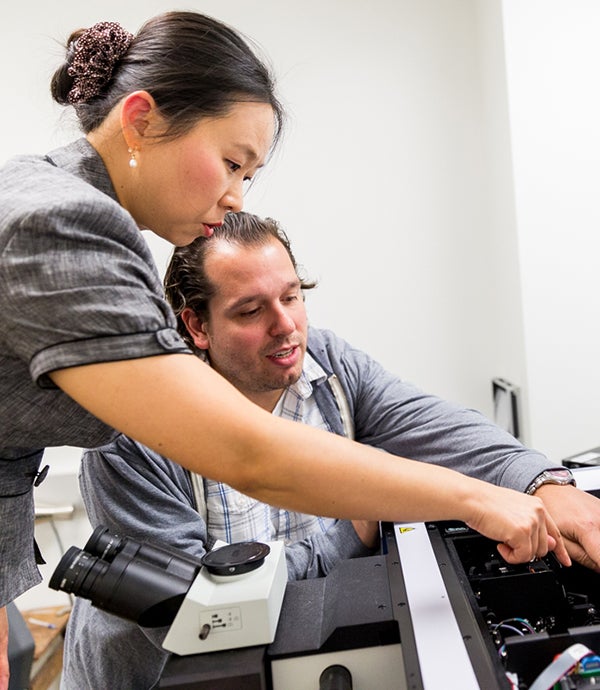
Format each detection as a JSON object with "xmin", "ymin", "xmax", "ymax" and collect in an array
[
  {"xmin": 550, "ymin": 469, "xmax": 572, "ymax": 480},
  {"xmin": 526, "ymin": 468, "xmax": 574, "ymax": 495}
]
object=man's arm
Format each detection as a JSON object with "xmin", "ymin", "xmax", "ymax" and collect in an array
[
  {"xmin": 313, "ymin": 329, "xmax": 599, "ymax": 569},
  {"xmin": 79, "ymin": 437, "xmax": 210, "ymax": 556},
  {"xmin": 63, "ymin": 437, "xmax": 378, "ymax": 688},
  {"xmin": 531, "ymin": 485, "xmax": 600, "ymax": 571},
  {"xmin": 319, "ymin": 329, "xmax": 550, "ymax": 490},
  {"xmin": 285, "ymin": 521, "xmax": 377, "ymax": 580}
]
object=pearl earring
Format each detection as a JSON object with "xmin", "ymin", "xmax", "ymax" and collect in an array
[{"xmin": 128, "ymin": 147, "xmax": 138, "ymax": 169}]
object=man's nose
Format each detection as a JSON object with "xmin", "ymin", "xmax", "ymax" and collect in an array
[{"xmin": 270, "ymin": 307, "xmax": 295, "ymax": 335}]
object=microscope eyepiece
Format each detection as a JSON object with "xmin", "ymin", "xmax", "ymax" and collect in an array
[{"xmin": 49, "ymin": 526, "xmax": 203, "ymax": 627}]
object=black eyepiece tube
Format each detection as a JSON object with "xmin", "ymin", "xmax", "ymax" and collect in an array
[
  {"xmin": 85, "ymin": 525, "xmax": 203, "ymax": 579},
  {"xmin": 49, "ymin": 526, "xmax": 202, "ymax": 627},
  {"xmin": 319, "ymin": 664, "xmax": 353, "ymax": 690}
]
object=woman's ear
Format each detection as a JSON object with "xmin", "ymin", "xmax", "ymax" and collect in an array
[
  {"xmin": 180, "ymin": 308, "xmax": 210, "ymax": 350},
  {"xmin": 120, "ymin": 90, "xmax": 158, "ymax": 150}
]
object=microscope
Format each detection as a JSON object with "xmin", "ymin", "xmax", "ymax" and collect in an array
[
  {"xmin": 50, "ymin": 525, "xmax": 402, "ymax": 689},
  {"xmin": 49, "ymin": 526, "xmax": 288, "ymax": 654},
  {"xmin": 51, "ymin": 497, "xmax": 600, "ymax": 690}
]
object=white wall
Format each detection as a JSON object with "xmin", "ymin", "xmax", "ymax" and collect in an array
[
  {"xmin": 501, "ymin": 0, "xmax": 600, "ymax": 460},
  {"xmin": 4, "ymin": 0, "xmax": 598, "ymax": 610},
  {"xmin": 150, "ymin": 0, "xmax": 524, "ymax": 413},
  {"xmin": 1, "ymin": 0, "xmax": 518, "ymax": 410}
]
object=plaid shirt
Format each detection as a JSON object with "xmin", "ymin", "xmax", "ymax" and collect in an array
[{"xmin": 202, "ymin": 353, "xmax": 338, "ymax": 545}]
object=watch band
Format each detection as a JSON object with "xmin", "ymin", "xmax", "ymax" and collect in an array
[{"xmin": 525, "ymin": 468, "xmax": 576, "ymax": 495}]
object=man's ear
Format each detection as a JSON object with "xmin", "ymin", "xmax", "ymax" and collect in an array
[
  {"xmin": 180, "ymin": 308, "xmax": 210, "ymax": 350},
  {"xmin": 120, "ymin": 90, "xmax": 159, "ymax": 150}
]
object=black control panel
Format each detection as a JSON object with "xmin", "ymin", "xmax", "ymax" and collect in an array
[{"xmin": 425, "ymin": 507, "xmax": 600, "ymax": 689}]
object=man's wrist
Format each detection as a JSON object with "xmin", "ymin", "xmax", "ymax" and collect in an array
[{"xmin": 525, "ymin": 468, "xmax": 576, "ymax": 495}]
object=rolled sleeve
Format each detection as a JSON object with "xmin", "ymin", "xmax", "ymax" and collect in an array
[{"xmin": 0, "ymin": 184, "xmax": 189, "ymax": 386}]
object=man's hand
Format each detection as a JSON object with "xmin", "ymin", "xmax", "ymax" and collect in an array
[
  {"xmin": 352, "ymin": 520, "xmax": 380, "ymax": 549},
  {"xmin": 534, "ymin": 484, "xmax": 600, "ymax": 571},
  {"xmin": 0, "ymin": 606, "xmax": 9, "ymax": 690}
]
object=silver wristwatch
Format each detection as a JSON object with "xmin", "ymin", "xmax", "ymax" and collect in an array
[{"xmin": 525, "ymin": 468, "xmax": 576, "ymax": 495}]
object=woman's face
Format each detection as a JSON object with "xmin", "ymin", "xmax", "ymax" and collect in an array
[{"xmin": 126, "ymin": 101, "xmax": 275, "ymax": 246}]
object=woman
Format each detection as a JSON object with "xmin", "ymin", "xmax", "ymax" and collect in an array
[{"xmin": 0, "ymin": 12, "xmax": 567, "ymax": 689}]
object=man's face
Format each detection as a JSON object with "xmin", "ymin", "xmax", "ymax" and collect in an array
[{"xmin": 190, "ymin": 237, "xmax": 308, "ymax": 410}]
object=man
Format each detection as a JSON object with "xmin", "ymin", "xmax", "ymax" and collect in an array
[{"xmin": 62, "ymin": 211, "xmax": 599, "ymax": 690}]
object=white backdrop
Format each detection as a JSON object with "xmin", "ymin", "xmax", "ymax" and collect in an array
[
  {"xmin": 501, "ymin": 0, "xmax": 600, "ymax": 459},
  {"xmin": 1, "ymin": 0, "xmax": 597, "ymax": 467}
]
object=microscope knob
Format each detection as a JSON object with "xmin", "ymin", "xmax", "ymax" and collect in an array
[{"xmin": 200, "ymin": 541, "xmax": 270, "ymax": 576}]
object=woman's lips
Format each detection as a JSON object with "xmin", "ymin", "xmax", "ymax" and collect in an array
[{"xmin": 202, "ymin": 221, "xmax": 223, "ymax": 237}]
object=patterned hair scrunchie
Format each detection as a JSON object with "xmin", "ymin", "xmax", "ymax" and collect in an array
[{"xmin": 67, "ymin": 21, "xmax": 134, "ymax": 105}]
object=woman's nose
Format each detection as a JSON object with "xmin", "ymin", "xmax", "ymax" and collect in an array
[{"xmin": 220, "ymin": 180, "xmax": 244, "ymax": 213}]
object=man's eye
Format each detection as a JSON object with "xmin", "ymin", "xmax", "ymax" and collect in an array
[{"xmin": 240, "ymin": 308, "xmax": 260, "ymax": 317}]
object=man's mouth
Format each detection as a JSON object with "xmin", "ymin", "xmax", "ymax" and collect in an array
[{"xmin": 269, "ymin": 347, "xmax": 295, "ymax": 359}]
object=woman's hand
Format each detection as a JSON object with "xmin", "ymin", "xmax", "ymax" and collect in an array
[{"xmin": 464, "ymin": 482, "xmax": 571, "ymax": 566}]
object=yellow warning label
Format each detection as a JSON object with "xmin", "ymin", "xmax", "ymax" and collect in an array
[{"xmin": 398, "ymin": 527, "xmax": 415, "ymax": 534}]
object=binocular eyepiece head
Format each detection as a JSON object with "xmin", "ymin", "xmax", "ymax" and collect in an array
[{"xmin": 50, "ymin": 525, "xmax": 203, "ymax": 627}]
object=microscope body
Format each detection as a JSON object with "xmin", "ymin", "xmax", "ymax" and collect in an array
[{"xmin": 163, "ymin": 540, "xmax": 287, "ymax": 654}]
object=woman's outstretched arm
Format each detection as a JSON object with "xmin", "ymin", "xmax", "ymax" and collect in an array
[{"xmin": 50, "ymin": 353, "xmax": 569, "ymax": 566}]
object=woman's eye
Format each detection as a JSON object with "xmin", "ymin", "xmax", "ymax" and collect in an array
[{"xmin": 227, "ymin": 160, "xmax": 241, "ymax": 172}]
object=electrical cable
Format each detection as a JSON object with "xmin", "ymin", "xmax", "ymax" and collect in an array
[{"xmin": 529, "ymin": 643, "xmax": 593, "ymax": 690}]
